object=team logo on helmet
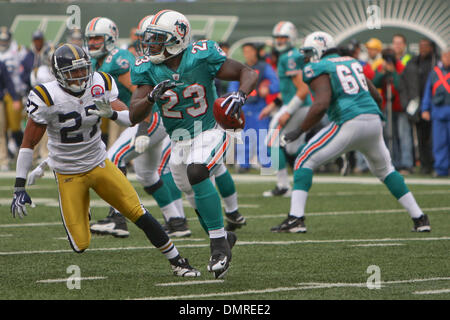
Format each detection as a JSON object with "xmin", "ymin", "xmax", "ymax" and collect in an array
[
  {"xmin": 91, "ymin": 84, "xmax": 105, "ymax": 98},
  {"xmin": 175, "ymin": 20, "xmax": 188, "ymax": 39},
  {"xmin": 314, "ymin": 35, "xmax": 327, "ymax": 46}
]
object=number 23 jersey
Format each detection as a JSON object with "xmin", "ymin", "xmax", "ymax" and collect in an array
[
  {"xmin": 131, "ymin": 40, "xmax": 227, "ymax": 140},
  {"xmin": 26, "ymin": 72, "xmax": 119, "ymax": 174}
]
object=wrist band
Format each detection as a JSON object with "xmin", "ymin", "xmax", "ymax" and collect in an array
[{"xmin": 110, "ymin": 111, "xmax": 118, "ymax": 121}]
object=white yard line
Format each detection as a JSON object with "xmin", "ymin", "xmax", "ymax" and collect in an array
[
  {"xmin": 1, "ymin": 236, "xmax": 449, "ymax": 256},
  {"xmin": 36, "ymin": 276, "xmax": 107, "ymax": 284},
  {"xmin": 350, "ymin": 243, "xmax": 405, "ymax": 247},
  {"xmin": 132, "ymin": 276, "xmax": 450, "ymax": 300},
  {"xmin": 1, "ymin": 206, "xmax": 448, "ymax": 228},
  {"xmin": 155, "ymin": 280, "xmax": 224, "ymax": 287},
  {"xmin": 413, "ymin": 288, "xmax": 450, "ymax": 295},
  {"xmin": 0, "ymin": 234, "xmax": 13, "ymax": 237}
]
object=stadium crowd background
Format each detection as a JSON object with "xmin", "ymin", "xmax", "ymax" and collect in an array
[{"xmin": 0, "ymin": 1, "xmax": 448, "ymax": 178}]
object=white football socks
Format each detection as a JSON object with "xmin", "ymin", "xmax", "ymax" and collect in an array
[
  {"xmin": 398, "ymin": 192, "xmax": 424, "ymax": 219},
  {"xmin": 289, "ymin": 190, "xmax": 308, "ymax": 218}
]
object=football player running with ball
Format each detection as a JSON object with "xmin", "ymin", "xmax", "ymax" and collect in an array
[
  {"xmin": 129, "ymin": 10, "xmax": 258, "ymax": 278},
  {"xmin": 10, "ymin": 43, "xmax": 201, "ymax": 277},
  {"xmin": 272, "ymin": 32, "xmax": 430, "ymax": 233}
]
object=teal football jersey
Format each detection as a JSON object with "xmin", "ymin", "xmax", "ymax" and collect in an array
[
  {"xmin": 302, "ymin": 53, "xmax": 382, "ymax": 125},
  {"xmin": 277, "ymin": 48, "xmax": 312, "ymax": 106},
  {"xmin": 91, "ymin": 47, "xmax": 135, "ymax": 106},
  {"xmin": 131, "ymin": 40, "xmax": 227, "ymax": 139}
]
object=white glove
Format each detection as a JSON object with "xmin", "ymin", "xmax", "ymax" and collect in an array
[
  {"xmin": 27, "ymin": 159, "xmax": 48, "ymax": 186},
  {"xmin": 88, "ymin": 96, "xmax": 114, "ymax": 118},
  {"xmin": 134, "ymin": 135, "xmax": 150, "ymax": 154}
]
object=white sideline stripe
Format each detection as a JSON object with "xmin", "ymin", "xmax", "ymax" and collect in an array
[
  {"xmin": 0, "ymin": 234, "xmax": 13, "ymax": 237},
  {"xmin": 0, "ymin": 171, "xmax": 448, "ymax": 185},
  {"xmin": 413, "ymin": 289, "xmax": 450, "ymax": 295},
  {"xmin": 133, "ymin": 276, "xmax": 450, "ymax": 300},
  {"xmin": 1, "ymin": 236, "xmax": 450, "ymax": 255},
  {"xmin": 3, "ymin": 206, "xmax": 447, "ymax": 229},
  {"xmin": 349, "ymin": 243, "xmax": 404, "ymax": 248},
  {"xmin": 155, "ymin": 280, "xmax": 224, "ymax": 287},
  {"xmin": 36, "ymin": 276, "xmax": 107, "ymax": 284}
]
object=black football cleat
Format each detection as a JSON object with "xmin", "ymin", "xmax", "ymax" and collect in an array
[
  {"xmin": 411, "ymin": 214, "xmax": 431, "ymax": 232},
  {"xmin": 270, "ymin": 215, "xmax": 307, "ymax": 233}
]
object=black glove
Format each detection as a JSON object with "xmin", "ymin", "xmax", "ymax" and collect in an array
[
  {"xmin": 147, "ymin": 80, "xmax": 177, "ymax": 103},
  {"xmin": 282, "ymin": 128, "xmax": 304, "ymax": 145},
  {"xmin": 221, "ymin": 90, "xmax": 247, "ymax": 117},
  {"xmin": 11, "ymin": 187, "xmax": 32, "ymax": 219}
]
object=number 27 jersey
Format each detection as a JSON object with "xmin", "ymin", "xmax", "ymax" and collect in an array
[
  {"xmin": 26, "ymin": 72, "xmax": 119, "ymax": 174},
  {"xmin": 131, "ymin": 40, "xmax": 227, "ymax": 139}
]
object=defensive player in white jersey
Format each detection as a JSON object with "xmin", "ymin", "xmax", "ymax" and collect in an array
[
  {"xmin": 10, "ymin": 43, "xmax": 200, "ymax": 277},
  {"xmin": 129, "ymin": 10, "xmax": 258, "ymax": 278},
  {"xmin": 271, "ymin": 32, "xmax": 430, "ymax": 233}
]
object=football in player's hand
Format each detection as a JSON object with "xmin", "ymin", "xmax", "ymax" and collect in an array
[{"xmin": 213, "ymin": 97, "xmax": 245, "ymax": 130}]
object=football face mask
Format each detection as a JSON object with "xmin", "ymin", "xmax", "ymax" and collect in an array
[
  {"xmin": 141, "ymin": 28, "xmax": 176, "ymax": 63},
  {"xmin": 57, "ymin": 58, "xmax": 93, "ymax": 93}
]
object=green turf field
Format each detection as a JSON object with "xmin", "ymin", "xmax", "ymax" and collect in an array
[{"xmin": 1, "ymin": 172, "xmax": 449, "ymax": 300}]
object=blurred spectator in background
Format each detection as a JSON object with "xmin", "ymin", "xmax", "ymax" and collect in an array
[
  {"xmin": 365, "ymin": 37, "xmax": 384, "ymax": 71},
  {"xmin": 373, "ymin": 48, "xmax": 414, "ymax": 174},
  {"xmin": 0, "ymin": 26, "xmax": 27, "ymax": 159},
  {"xmin": 229, "ymin": 42, "xmax": 279, "ymax": 172},
  {"xmin": 22, "ymin": 30, "xmax": 51, "ymax": 90},
  {"xmin": 0, "ymin": 60, "xmax": 20, "ymax": 171},
  {"xmin": 392, "ymin": 34, "xmax": 411, "ymax": 67},
  {"xmin": 420, "ymin": 47, "xmax": 450, "ymax": 177},
  {"xmin": 399, "ymin": 39, "xmax": 439, "ymax": 174}
]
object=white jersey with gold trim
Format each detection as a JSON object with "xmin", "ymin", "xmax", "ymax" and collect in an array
[{"xmin": 26, "ymin": 71, "xmax": 118, "ymax": 174}]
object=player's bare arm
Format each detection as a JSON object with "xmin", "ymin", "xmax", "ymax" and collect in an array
[
  {"xmin": 299, "ymin": 74, "xmax": 331, "ymax": 132},
  {"xmin": 216, "ymin": 59, "xmax": 258, "ymax": 96},
  {"xmin": 129, "ymin": 84, "xmax": 154, "ymax": 124},
  {"xmin": 366, "ymin": 77, "xmax": 383, "ymax": 108},
  {"xmin": 283, "ymin": 74, "xmax": 331, "ymax": 142},
  {"xmin": 21, "ymin": 119, "xmax": 47, "ymax": 149}
]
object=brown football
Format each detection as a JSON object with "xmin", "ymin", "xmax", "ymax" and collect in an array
[{"xmin": 213, "ymin": 97, "xmax": 245, "ymax": 130}]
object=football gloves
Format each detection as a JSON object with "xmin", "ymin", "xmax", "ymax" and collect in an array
[
  {"xmin": 282, "ymin": 128, "xmax": 304, "ymax": 146},
  {"xmin": 88, "ymin": 96, "xmax": 114, "ymax": 118},
  {"xmin": 148, "ymin": 80, "xmax": 176, "ymax": 103},
  {"xmin": 134, "ymin": 135, "xmax": 150, "ymax": 154},
  {"xmin": 221, "ymin": 90, "xmax": 247, "ymax": 117},
  {"xmin": 27, "ymin": 159, "xmax": 48, "ymax": 186},
  {"xmin": 11, "ymin": 188, "xmax": 33, "ymax": 219}
]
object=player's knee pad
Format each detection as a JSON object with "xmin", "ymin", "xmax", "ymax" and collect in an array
[{"xmin": 187, "ymin": 163, "xmax": 209, "ymax": 186}]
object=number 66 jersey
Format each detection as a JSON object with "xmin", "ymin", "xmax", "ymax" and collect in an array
[{"xmin": 26, "ymin": 71, "xmax": 119, "ymax": 174}]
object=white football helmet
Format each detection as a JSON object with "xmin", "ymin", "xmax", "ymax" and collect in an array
[
  {"xmin": 272, "ymin": 21, "xmax": 297, "ymax": 52},
  {"xmin": 141, "ymin": 10, "xmax": 191, "ymax": 64},
  {"xmin": 301, "ymin": 31, "xmax": 336, "ymax": 62},
  {"xmin": 84, "ymin": 17, "xmax": 119, "ymax": 58},
  {"xmin": 136, "ymin": 15, "xmax": 154, "ymax": 56}
]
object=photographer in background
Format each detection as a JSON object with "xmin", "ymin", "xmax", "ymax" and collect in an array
[
  {"xmin": 373, "ymin": 48, "xmax": 414, "ymax": 175},
  {"xmin": 399, "ymin": 39, "xmax": 439, "ymax": 175}
]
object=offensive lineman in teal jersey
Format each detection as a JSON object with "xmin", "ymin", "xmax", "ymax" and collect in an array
[
  {"xmin": 259, "ymin": 21, "xmax": 313, "ymax": 198},
  {"xmin": 129, "ymin": 10, "xmax": 258, "ymax": 279},
  {"xmin": 272, "ymin": 31, "xmax": 430, "ymax": 233}
]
